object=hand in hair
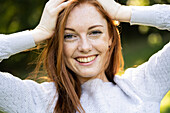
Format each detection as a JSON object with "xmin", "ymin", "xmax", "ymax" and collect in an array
[
  {"xmin": 32, "ymin": 0, "xmax": 72, "ymax": 43},
  {"xmin": 97, "ymin": 0, "xmax": 132, "ymax": 22}
]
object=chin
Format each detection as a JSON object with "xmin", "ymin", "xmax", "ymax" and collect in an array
[{"xmin": 77, "ymin": 72, "xmax": 99, "ymax": 78}]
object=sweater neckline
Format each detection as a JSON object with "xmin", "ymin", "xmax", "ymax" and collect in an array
[{"xmin": 81, "ymin": 78, "xmax": 114, "ymax": 90}]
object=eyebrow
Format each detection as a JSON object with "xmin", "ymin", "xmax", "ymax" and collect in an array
[
  {"xmin": 65, "ymin": 25, "xmax": 103, "ymax": 31},
  {"xmin": 88, "ymin": 25, "xmax": 103, "ymax": 30}
]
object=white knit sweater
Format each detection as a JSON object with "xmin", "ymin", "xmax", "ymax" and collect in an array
[{"xmin": 0, "ymin": 5, "xmax": 170, "ymax": 113}]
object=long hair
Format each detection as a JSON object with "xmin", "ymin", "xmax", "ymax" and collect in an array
[{"xmin": 35, "ymin": 0, "xmax": 124, "ymax": 113}]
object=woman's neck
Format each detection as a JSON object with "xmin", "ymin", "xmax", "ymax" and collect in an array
[{"xmin": 78, "ymin": 72, "xmax": 109, "ymax": 84}]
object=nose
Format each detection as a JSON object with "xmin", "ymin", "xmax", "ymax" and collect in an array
[{"xmin": 78, "ymin": 35, "xmax": 92, "ymax": 53}]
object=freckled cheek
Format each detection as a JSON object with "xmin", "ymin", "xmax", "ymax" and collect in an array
[
  {"xmin": 63, "ymin": 43, "xmax": 77, "ymax": 59},
  {"xmin": 91, "ymin": 39, "xmax": 110, "ymax": 52}
]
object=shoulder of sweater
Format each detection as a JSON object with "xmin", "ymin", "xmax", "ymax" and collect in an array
[{"xmin": 23, "ymin": 79, "xmax": 56, "ymax": 91}]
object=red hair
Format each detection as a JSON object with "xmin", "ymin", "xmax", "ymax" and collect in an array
[{"xmin": 34, "ymin": 0, "xmax": 124, "ymax": 113}]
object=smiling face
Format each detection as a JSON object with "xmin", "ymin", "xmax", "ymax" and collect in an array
[{"xmin": 63, "ymin": 3, "xmax": 112, "ymax": 83}]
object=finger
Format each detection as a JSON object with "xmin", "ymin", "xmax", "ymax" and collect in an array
[
  {"xmin": 46, "ymin": 0, "xmax": 65, "ymax": 9},
  {"xmin": 47, "ymin": 0, "xmax": 57, "ymax": 4},
  {"xmin": 53, "ymin": 0, "xmax": 67, "ymax": 7},
  {"xmin": 52, "ymin": 1, "xmax": 72, "ymax": 14}
]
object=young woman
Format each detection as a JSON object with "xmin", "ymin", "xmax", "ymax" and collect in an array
[{"xmin": 0, "ymin": 0, "xmax": 169, "ymax": 113}]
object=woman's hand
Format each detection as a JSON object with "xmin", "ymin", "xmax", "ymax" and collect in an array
[
  {"xmin": 32, "ymin": 0, "xmax": 72, "ymax": 43},
  {"xmin": 97, "ymin": 0, "xmax": 132, "ymax": 22}
]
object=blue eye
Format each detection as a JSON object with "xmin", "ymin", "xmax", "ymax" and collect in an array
[
  {"xmin": 89, "ymin": 30, "xmax": 102, "ymax": 35},
  {"xmin": 64, "ymin": 34, "xmax": 74, "ymax": 39},
  {"xmin": 64, "ymin": 33, "xmax": 78, "ymax": 41}
]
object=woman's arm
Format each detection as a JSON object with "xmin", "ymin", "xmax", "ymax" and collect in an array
[
  {"xmin": 98, "ymin": 0, "xmax": 170, "ymax": 100},
  {"xmin": 97, "ymin": 0, "xmax": 170, "ymax": 31},
  {"xmin": 32, "ymin": 0, "xmax": 72, "ymax": 43},
  {"xmin": 0, "ymin": 31, "xmax": 35, "ymax": 62},
  {"xmin": 115, "ymin": 42, "xmax": 170, "ymax": 101},
  {"xmin": 0, "ymin": 0, "xmax": 72, "ymax": 62},
  {"xmin": 0, "ymin": 0, "xmax": 71, "ymax": 112},
  {"xmin": 130, "ymin": 5, "xmax": 170, "ymax": 31},
  {"xmin": 97, "ymin": 0, "xmax": 132, "ymax": 22}
]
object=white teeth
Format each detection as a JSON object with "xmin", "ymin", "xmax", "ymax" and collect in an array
[{"xmin": 76, "ymin": 56, "xmax": 96, "ymax": 63}]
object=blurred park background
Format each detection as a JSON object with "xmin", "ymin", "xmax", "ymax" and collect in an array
[{"xmin": 0, "ymin": 0, "xmax": 170, "ymax": 113}]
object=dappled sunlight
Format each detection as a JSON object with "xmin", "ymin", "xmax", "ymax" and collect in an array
[
  {"xmin": 138, "ymin": 25, "xmax": 149, "ymax": 34},
  {"xmin": 147, "ymin": 33, "xmax": 163, "ymax": 46},
  {"xmin": 161, "ymin": 91, "xmax": 170, "ymax": 113},
  {"xmin": 127, "ymin": 0, "xmax": 150, "ymax": 6},
  {"xmin": 113, "ymin": 20, "xmax": 120, "ymax": 26}
]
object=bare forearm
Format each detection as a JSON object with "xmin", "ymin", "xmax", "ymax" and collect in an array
[
  {"xmin": 96, "ymin": 0, "xmax": 132, "ymax": 22},
  {"xmin": 115, "ymin": 6, "xmax": 132, "ymax": 22},
  {"xmin": 31, "ymin": 28, "xmax": 52, "ymax": 44},
  {"xmin": 32, "ymin": 0, "xmax": 72, "ymax": 44}
]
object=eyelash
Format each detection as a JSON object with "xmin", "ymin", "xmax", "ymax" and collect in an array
[
  {"xmin": 64, "ymin": 34, "xmax": 77, "ymax": 39},
  {"xmin": 64, "ymin": 30, "xmax": 102, "ymax": 40},
  {"xmin": 89, "ymin": 30, "xmax": 102, "ymax": 35}
]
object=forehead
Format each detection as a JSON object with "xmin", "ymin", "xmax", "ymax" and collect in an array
[{"xmin": 65, "ymin": 3, "xmax": 107, "ymax": 28}]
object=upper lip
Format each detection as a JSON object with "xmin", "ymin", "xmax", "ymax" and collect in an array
[{"xmin": 75, "ymin": 54, "xmax": 98, "ymax": 59}]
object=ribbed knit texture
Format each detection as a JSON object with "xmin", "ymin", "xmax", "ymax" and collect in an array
[
  {"xmin": 130, "ymin": 4, "xmax": 170, "ymax": 31},
  {"xmin": 0, "ymin": 5, "xmax": 170, "ymax": 113}
]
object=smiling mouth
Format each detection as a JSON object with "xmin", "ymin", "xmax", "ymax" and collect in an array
[{"xmin": 75, "ymin": 55, "xmax": 97, "ymax": 63}]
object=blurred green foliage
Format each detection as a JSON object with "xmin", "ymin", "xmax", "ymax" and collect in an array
[
  {"xmin": 0, "ymin": 0, "xmax": 170, "ymax": 113},
  {"xmin": 0, "ymin": 0, "xmax": 48, "ymax": 33}
]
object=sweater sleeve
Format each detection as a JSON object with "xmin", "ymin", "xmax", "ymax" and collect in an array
[
  {"xmin": 0, "ymin": 72, "xmax": 57, "ymax": 113},
  {"xmin": 130, "ymin": 4, "xmax": 170, "ymax": 31},
  {"xmin": 115, "ymin": 42, "xmax": 170, "ymax": 102},
  {"xmin": 0, "ymin": 31, "xmax": 40, "ymax": 112},
  {"xmin": 0, "ymin": 72, "xmax": 38, "ymax": 112},
  {"xmin": 0, "ymin": 31, "xmax": 36, "ymax": 62}
]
